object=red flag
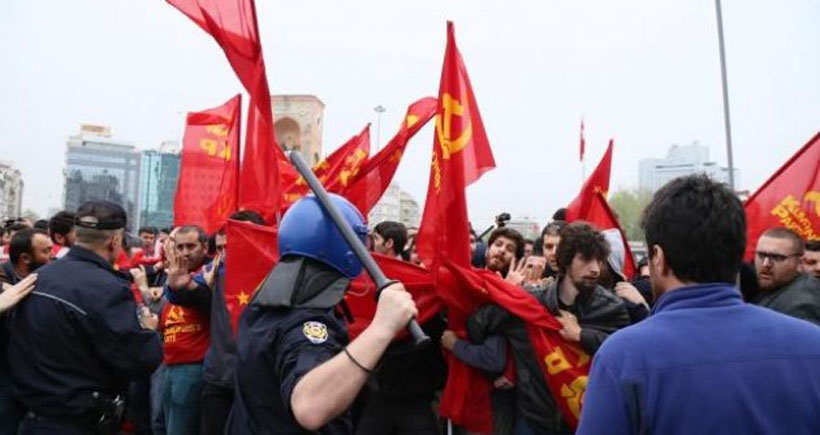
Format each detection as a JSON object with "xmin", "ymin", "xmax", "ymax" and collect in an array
[
  {"xmin": 344, "ymin": 253, "xmax": 442, "ymax": 340},
  {"xmin": 341, "ymin": 97, "xmax": 438, "ymax": 216},
  {"xmin": 168, "ymin": 0, "xmax": 293, "ymax": 223},
  {"xmin": 224, "ymin": 219, "xmax": 278, "ymax": 334},
  {"xmin": 415, "ymin": 22, "xmax": 496, "ymax": 433},
  {"xmin": 174, "ymin": 95, "xmax": 241, "ymax": 234},
  {"xmin": 282, "ymin": 125, "xmax": 371, "ymax": 208},
  {"xmin": 579, "ymin": 192, "xmax": 637, "ymax": 280},
  {"xmin": 744, "ymin": 132, "xmax": 820, "ymax": 260},
  {"xmin": 579, "ymin": 119, "xmax": 586, "ymax": 162},
  {"xmin": 566, "ymin": 139, "xmax": 613, "ymax": 221},
  {"xmin": 417, "ymin": 22, "xmax": 495, "ymax": 272}
]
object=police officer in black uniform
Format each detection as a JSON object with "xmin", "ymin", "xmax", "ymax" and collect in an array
[
  {"xmin": 8, "ymin": 200, "xmax": 163, "ymax": 435},
  {"xmin": 227, "ymin": 194, "xmax": 419, "ymax": 434}
]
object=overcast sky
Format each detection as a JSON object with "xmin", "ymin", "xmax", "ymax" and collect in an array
[{"xmin": 2, "ymin": 1, "xmax": 818, "ymax": 227}]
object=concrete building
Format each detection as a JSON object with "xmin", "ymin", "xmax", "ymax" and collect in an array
[
  {"xmin": 139, "ymin": 141, "xmax": 181, "ymax": 229},
  {"xmin": 272, "ymin": 95, "xmax": 325, "ymax": 165},
  {"xmin": 639, "ymin": 141, "xmax": 739, "ymax": 192},
  {"xmin": 0, "ymin": 161, "xmax": 24, "ymax": 220},
  {"xmin": 399, "ymin": 191, "xmax": 421, "ymax": 228},
  {"xmin": 505, "ymin": 217, "xmax": 541, "ymax": 240},
  {"xmin": 368, "ymin": 183, "xmax": 421, "ymax": 228},
  {"xmin": 63, "ymin": 124, "xmax": 141, "ymax": 230}
]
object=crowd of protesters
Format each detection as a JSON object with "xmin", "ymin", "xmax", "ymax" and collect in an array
[{"xmin": 2, "ymin": 174, "xmax": 820, "ymax": 434}]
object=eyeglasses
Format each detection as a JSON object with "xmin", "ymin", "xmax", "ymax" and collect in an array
[{"xmin": 755, "ymin": 251, "xmax": 802, "ymax": 263}]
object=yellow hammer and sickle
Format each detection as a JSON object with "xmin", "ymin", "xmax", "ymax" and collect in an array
[
  {"xmin": 406, "ymin": 114, "xmax": 420, "ymax": 129},
  {"xmin": 435, "ymin": 93, "xmax": 472, "ymax": 160},
  {"xmin": 803, "ymin": 191, "xmax": 820, "ymax": 217}
]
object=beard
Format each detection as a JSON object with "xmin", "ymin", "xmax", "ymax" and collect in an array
[
  {"xmin": 573, "ymin": 276, "xmax": 598, "ymax": 295},
  {"xmin": 28, "ymin": 259, "xmax": 48, "ymax": 272}
]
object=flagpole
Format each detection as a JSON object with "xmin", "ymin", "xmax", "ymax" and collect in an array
[
  {"xmin": 374, "ymin": 105, "xmax": 386, "ymax": 151},
  {"xmin": 715, "ymin": 0, "xmax": 736, "ymax": 190}
]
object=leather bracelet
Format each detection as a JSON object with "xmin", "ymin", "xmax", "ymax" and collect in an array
[{"xmin": 343, "ymin": 347, "xmax": 372, "ymax": 375}]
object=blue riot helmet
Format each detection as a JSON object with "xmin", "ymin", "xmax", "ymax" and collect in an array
[{"xmin": 278, "ymin": 193, "xmax": 368, "ymax": 278}]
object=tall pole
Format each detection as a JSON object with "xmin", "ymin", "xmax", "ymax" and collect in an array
[
  {"xmin": 374, "ymin": 105, "xmax": 386, "ymax": 151},
  {"xmin": 715, "ymin": 0, "xmax": 736, "ymax": 190}
]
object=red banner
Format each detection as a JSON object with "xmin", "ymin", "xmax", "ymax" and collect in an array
[
  {"xmin": 283, "ymin": 125, "xmax": 371, "ymax": 208},
  {"xmin": 745, "ymin": 132, "xmax": 820, "ymax": 260},
  {"xmin": 415, "ymin": 22, "xmax": 496, "ymax": 433},
  {"xmin": 174, "ymin": 95, "xmax": 241, "ymax": 234},
  {"xmin": 168, "ymin": 0, "xmax": 293, "ymax": 223},
  {"xmin": 579, "ymin": 192, "xmax": 637, "ymax": 280},
  {"xmin": 341, "ymin": 97, "xmax": 438, "ymax": 216},
  {"xmin": 566, "ymin": 139, "xmax": 613, "ymax": 221},
  {"xmin": 224, "ymin": 219, "xmax": 278, "ymax": 334}
]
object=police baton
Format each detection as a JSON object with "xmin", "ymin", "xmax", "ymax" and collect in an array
[{"xmin": 287, "ymin": 151, "xmax": 431, "ymax": 348}]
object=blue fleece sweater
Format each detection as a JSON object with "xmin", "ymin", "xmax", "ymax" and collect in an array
[{"xmin": 578, "ymin": 283, "xmax": 820, "ymax": 435}]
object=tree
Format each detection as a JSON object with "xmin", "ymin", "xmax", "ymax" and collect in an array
[{"xmin": 608, "ymin": 188, "xmax": 653, "ymax": 241}]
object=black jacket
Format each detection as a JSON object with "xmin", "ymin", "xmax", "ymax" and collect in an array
[
  {"xmin": 753, "ymin": 273, "xmax": 820, "ymax": 325},
  {"xmin": 466, "ymin": 280, "xmax": 630, "ymax": 433},
  {"xmin": 7, "ymin": 246, "xmax": 162, "ymax": 417}
]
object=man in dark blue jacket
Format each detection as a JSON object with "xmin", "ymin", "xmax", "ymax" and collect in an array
[
  {"xmin": 578, "ymin": 175, "xmax": 820, "ymax": 434},
  {"xmin": 8, "ymin": 200, "xmax": 162, "ymax": 435}
]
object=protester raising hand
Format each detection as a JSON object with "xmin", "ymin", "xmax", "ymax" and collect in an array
[
  {"xmin": 165, "ymin": 238, "xmax": 192, "ymax": 290},
  {"xmin": 0, "ymin": 274, "xmax": 37, "ymax": 313},
  {"xmin": 503, "ymin": 257, "xmax": 528, "ymax": 287}
]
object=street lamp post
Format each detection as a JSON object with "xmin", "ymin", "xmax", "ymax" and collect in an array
[
  {"xmin": 374, "ymin": 105, "xmax": 386, "ymax": 151},
  {"xmin": 715, "ymin": 0, "xmax": 736, "ymax": 190}
]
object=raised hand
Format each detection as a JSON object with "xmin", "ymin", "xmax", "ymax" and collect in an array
[
  {"xmin": 164, "ymin": 239, "xmax": 191, "ymax": 290},
  {"xmin": 0, "ymin": 274, "xmax": 37, "ymax": 313},
  {"xmin": 504, "ymin": 257, "xmax": 527, "ymax": 287}
]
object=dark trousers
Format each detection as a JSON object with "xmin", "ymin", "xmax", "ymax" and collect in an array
[
  {"xmin": 355, "ymin": 396, "xmax": 439, "ymax": 435},
  {"xmin": 127, "ymin": 378, "xmax": 152, "ymax": 435},
  {"xmin": 0, "ymin": 381, "xmax": 22, "ymax": 435},
  {"xmin": 17, "ymin": 413, "xmax": 95, "ymax": 435},
  {"xmin": 199, "ymin": 382, "xmax": 233, "ymax": 435}
]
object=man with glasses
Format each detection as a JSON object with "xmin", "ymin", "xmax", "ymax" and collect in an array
[{"xmin": 753, "ymin": 227, "xmax": 820, "ymax": 324}]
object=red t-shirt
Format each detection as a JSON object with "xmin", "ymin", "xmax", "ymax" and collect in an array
[{"xmin": 160, "ymin": 303, "xmax": 210, "ymax": 365}]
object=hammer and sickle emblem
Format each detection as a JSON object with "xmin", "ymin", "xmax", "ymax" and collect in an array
[
  {"xmin": 435, "ymin": 93, "xmax": 472, "ymax": 159},
  {"xmin": 804, "ymin": 191, "xmax": 820, "ymax": 217}
]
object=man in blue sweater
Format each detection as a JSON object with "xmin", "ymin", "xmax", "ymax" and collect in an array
[{"xmin": 578, "ymin": 174, "xmax": 820, "ymax": 435}]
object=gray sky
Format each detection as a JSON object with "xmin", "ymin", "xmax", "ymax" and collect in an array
[{"xmin": 2, "ymin": 0, "xmax": 819, "ymax": 227}]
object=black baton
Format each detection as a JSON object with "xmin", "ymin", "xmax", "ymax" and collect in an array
[{"xmin": 287, "ymin": 151, "xmax": 431, "ymax": 348}]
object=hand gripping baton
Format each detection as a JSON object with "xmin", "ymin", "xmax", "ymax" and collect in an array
[{"xmin": 287, "ymin": 151, "xmax": 431, "ymax": 348}]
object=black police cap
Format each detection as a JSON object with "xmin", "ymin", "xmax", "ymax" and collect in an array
[{"xmin": 75, "ymin": 200, "xmax": 127, "ymax": 230}]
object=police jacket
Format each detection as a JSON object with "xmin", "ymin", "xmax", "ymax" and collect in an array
[
  {"xmin": 466, "ymin": 279, "xmax": 630, "ymax": 433},
  {"xmin": 227, "ymin": 256, "xmax": 353, "ymax": 434},
  {"xmin": 7, "ymin": 246, "xmax": 162, "ymax": 417},
  {"xmin": 753, "ymin": 273, "xmax": 820, "ymax": 325}
]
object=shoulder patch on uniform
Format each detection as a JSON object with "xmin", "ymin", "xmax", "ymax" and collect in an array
[{"xmin": 302, "ymin": 321, "xmax": 329, "ymax": 344}]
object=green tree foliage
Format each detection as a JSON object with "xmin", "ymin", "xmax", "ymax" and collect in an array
[{"xmin": 609, "ymin": 188, "xmax": 653, "ymax": 241}]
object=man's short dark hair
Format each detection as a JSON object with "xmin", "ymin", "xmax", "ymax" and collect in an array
[
  {"xmin": 10, "ymin": 228, "xmax": 48, "ymax": 264},
  {"xmin": 552, "ymin": 208, "xmax": 567, "ymax": 222},
  {"xmin": 641, "ymin": 174, "xmax": 745, "ymax": 284},
  {"xmin": 48, "ymin": 211, "xmax": 75, "ymax": 242},
  {"xmin": 373, "ymin": 221, "xmax": 408, "ymax": 256},
  {"xmin": 488, "ymin": 227, "xmax": 525, "ymax": 260},
  {"xmin": 138, "ymin": 226, "xmax": 158, "ymax": 236},
  {"xmin": 805, "ymin": 240, "xmax": 820, "ymax": 252},
  {"xmin": 761, "ymin": 227, "xmax": 804, "ymax": 255},
  {"xmin": 229, "ymin": 210, "xmax": 265, "ymax": 226},
  {"xmin": 175, "ymin": 225, "xmax": 208, "ymax": 244},
  {"xmin": 542, "ymin": 220, "xmax": 567, "ymax": 238},
  {"xmin": 556, "ymin": 222, "xmax": 610, "ymax": 275},
  {"xmin": 33, "ymin": 220, "xmax": 49, "ymax": 231}
]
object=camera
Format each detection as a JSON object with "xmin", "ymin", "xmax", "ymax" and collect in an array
[{"xmin": 495, "ymin": 212, "xmax": 511, "ymax": 227}]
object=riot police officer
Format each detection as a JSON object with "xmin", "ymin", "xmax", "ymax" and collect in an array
[
  {"xmin": 227, "ymin": 194, "xmax": 418, "ymax": 434},
  {"xmin": 8, "ymin": 200, "xmax": 162, "ymax": 434}
]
